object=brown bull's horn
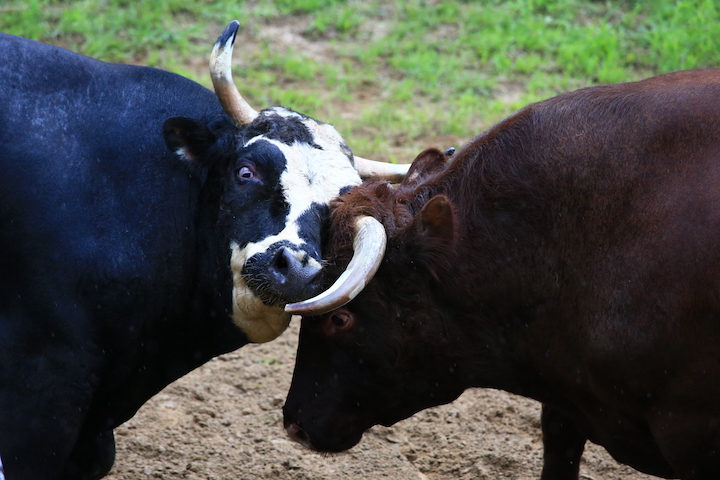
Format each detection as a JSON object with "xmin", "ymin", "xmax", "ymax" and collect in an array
[
  {"xmin": 354, "ymin": 155, "xmax": 411, "ymax": 182},
  {"xmin": 210, "ymin": 21, "xmax": 259, "ymax": 126},
  {"xmin": 285, "ymin": 216, "xmax": 387, "ymax": 316}
]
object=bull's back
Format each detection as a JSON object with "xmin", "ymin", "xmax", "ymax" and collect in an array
[
  {"xmin": 520, "ymin": 69, "xmax": 720, "ymax": 346},
  {"xmin": 0, "ymin": 33, "xmax": 221, "ymax": 330}
]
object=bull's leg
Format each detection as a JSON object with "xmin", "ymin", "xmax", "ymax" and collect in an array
[
  {"xmin": 0, "ymin": 322, "xmax": 100, "ymax": 480},
  {"xmin": 61, "ymin": 430, "xmax": 116, "ymax": 480},
  {"xmin": 0, "ymin": 405, "xmax": 86, "ymax": 480},
  {"xmin": 679, "ymin": 446, "xmax": 720, "ymax": 480},
  {"xmin": 540, "ymin": 404, "xmax": 586, "ymax": 480},
  {"xmin": 648, "ymin": 408, "xmax": 720, "ymax": 480}
]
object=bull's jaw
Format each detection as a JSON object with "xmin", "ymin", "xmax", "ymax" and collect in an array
[
  {"xmin": 230, "ymin": 243, "xmax": 290, "ymax": 343},
  {"xmin": 282, "ymin": 395, "xmax": 426, "ymax": 453},
  {"xmin": 228, "ymin": 220, "xmax": 323, "ymax": 343},
  {"xmin": 283, "ymin": 413, "xmax": 365, "ymax": 453}
]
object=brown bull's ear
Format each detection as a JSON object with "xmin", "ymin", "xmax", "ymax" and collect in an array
[
  {"xmin": 404, "ymin": 195, "xmax": 456, "ymax": 281},
  {"xmin": 401, "ymin": 148, "xmax": 449, "ymax": 188},
  {"xmin": 163, "ymin": 117, "xmax": 217, "ymax": 164},
  {"xmin": 419, "ymin": 195, "xmax": 456, "ymax": 245}
]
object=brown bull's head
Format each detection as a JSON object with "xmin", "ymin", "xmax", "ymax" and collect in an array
[{"xmin": 282, "ymin": 148, "xmax": 461, "ymax": 451}]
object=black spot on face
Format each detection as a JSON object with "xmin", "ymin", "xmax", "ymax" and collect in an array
[
  {"xmin": 243, "ymin": 112, "xmax": 322, "ymax": 150},
  {"xmin": 295, "ymin": 203, "xmax": 330, "ymax": 259},
  {"xmin": 221, "ymin": 140, "xmax": 289, "ymax": 248}
]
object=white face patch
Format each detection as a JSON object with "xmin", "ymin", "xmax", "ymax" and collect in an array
[
  {"xmin": 230, "ymin": 242, "xmax": 292, "ymax": 343},
  {"xmin": 230, "ymin": 110, "xmax": 362, "ymax": 342}
]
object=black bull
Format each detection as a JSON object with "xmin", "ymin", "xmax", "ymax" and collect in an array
[{"xmin": 284, "ymin": 69, "xmax": 720, "ymax": 479}]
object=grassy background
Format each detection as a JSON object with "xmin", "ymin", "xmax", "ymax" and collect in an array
[{"xmin": 2, "ymin": 0, "xmax": 719, "ymax": 162}]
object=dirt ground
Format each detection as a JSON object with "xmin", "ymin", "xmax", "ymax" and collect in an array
[{"xmin": 105, "ymin": 320, "xmax": 658, "ymax": 480}]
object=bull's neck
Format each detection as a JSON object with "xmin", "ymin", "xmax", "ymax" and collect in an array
[
  {"xmin": 424, "ymin": 148, "xmax": 564, "ymax": 315},
  {"xmin": 415, "ymin": 131, "xmax": 571, "ymax": 401},
  {"xmin": 87, "ymin": 171, "xmax": 245, "ymax": 434},
  {"xmin": 191, "ymin": 174, "xmax": 247, "ymax": 353}
]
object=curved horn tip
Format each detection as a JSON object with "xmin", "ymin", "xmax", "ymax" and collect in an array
[
  {"xmin": 284, "ymin": 302, "xmax": 338, "ymax": 316},
  {"xmin": 209, "ymin": 20, "xmax": 259, "ymax": 126},
  {"xmin": 216, "ymin": 20, "xmax": 240, "ymax": 49}
]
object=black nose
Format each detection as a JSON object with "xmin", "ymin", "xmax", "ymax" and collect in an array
[
  {"xmin": 268, "ymin": 247, "xmax": 322, "ymax": 302},
  {"xmin": 286, "ymin": 422, "xmax": 314, "ymax": 449}
]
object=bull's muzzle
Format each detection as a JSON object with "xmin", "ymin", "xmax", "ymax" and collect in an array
[
  {"xmin": 267, "ymin": 246, "xmax": 323, "ymax": 303},
  {"xmin": 285, "ymin": 422, "xmax": 314, "ymax": 450}
]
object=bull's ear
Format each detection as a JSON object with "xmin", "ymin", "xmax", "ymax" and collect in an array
[
  {"xmin": 418, "ymin": 195, "xmax": 455, "ymax": 245},
  {"xmin": 406, "ymin": 195, "xmax": 456, "ymax": 280},
  {"xmin": 401, "ymin": 148, "xmax": 448, "ymax": 188},
  {"xmin": 163, "ymin": 117, "xmax": 217, "ymax": 163}
]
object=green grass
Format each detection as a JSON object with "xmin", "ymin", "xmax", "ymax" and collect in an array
[{"xmin": 2, "ymin": 0, "xmax": 719, "ymax": 161}]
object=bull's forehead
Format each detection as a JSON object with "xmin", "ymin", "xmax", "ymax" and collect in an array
[
  {"xmin": 251, "ymin": 106, "xmax": 352, "ymax": 156},
  {"xmin": 240, "ymin": 108, "xmax": 362, "ymax": 259}
]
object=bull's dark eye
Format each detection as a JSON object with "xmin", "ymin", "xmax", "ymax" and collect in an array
[
  {"xmin": 322, "ymin": 308, "xmax": 355, "ymax": 336},
  {"xmin": 236, "ymin": 166, "xmax": 256, "ymax": 182}
]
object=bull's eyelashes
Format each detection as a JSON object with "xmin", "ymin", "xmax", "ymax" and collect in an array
[
  {"xmin": 321, "ymin": 308, "xmax": 355, "ymax": 336},
  {"xmin": 235, "ymin": 163, "xmax": 261, "ymax": 184}
]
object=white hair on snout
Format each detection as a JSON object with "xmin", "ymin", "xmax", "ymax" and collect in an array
[{"xmin": 230, "ymin": 242, "xmax": 291, "ymax": 343}]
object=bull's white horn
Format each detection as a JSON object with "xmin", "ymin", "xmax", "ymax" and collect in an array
[
  {"xmin": 354, "ymin": 155, "xmax": 410, "ymax": 182},
  {"xmin": 285, "ymin": 216, "xmax": 387, "ymax": 315},
  {"xmin": 210, "ymin": 21, "xmax": 259, "ymax": 126}
]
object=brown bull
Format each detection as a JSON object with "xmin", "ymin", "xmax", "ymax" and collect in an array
[{"xmin": 282, "ymin": 69, "xmax": 720, "ymax": 479}]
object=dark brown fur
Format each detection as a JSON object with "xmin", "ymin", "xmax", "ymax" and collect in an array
[{"xmin": 284, "ymin": 69, "xmax": 720, "ymax": 479}]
